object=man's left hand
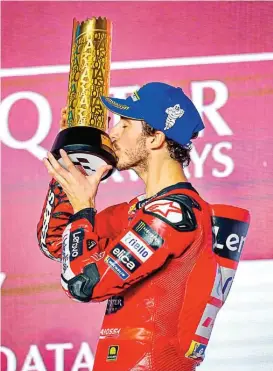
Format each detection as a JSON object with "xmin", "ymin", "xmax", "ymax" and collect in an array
[{"xmin": 43, "ymin": 149, "xmax": 112, "ymax": 213}]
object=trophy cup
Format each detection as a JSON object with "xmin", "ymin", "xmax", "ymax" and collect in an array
[{"xmin": 51, "ymin": 17, "xmax": 116, "ymax": 180}]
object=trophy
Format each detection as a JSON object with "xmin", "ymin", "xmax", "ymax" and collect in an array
[{"xmin": 51, "ymin": 17, "xmax": 116, "ymax": 180}]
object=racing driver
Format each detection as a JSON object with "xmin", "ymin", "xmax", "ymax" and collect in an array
[{"xmin": 37, "ymin": 82, "xmax": 250, "ymax": 371}]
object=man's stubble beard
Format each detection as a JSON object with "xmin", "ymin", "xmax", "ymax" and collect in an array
[{"xmin": 116, "ymin": 134, "xmax": 149, "ymax": 174}]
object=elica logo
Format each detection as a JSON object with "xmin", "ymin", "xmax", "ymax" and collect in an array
[
  {"xmin": 212, "ymin": 219, "xmax": 248, "ymax": 262},
  {"xmin": 40, "ymin": 190, "xmax": 55, "ymax": 253},
  {"xmin": 111, "ymin": 244, "xmax": 141, "ymax": 273}
]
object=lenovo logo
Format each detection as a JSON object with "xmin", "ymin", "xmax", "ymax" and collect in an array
[{"xmin": 212, "ymin": 217, "xmax": 249, "ymax": 262}]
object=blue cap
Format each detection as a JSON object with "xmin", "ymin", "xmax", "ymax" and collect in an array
[{"xmin": 101, "ymin": 82, "xmax": 204, "ymax": 147}]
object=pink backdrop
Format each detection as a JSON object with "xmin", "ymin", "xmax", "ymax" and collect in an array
[{"xmin": 1, "ymin": 2, "xmax": 273, "ymax": 370}]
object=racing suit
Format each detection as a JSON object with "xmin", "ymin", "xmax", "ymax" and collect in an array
[{"xmin": 37, "ymin": 179, "xmax": 250, "ymax": 371}]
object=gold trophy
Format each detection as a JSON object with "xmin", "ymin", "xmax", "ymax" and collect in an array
[{"xmin": 51, "ymin": 17, "xmax": 116, "ymax": 179}]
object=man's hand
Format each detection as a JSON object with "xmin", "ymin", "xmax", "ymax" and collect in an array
[{"xmin": 43, "ymin": 149, "xmax": 112, "ymax": 213}]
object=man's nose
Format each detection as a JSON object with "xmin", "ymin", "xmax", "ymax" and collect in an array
[{"xmin": 109, "ymin": 122, "xmax": 121, "ymax": 142}]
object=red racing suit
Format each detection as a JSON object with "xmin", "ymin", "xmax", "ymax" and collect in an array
[{"xmin": 37, "ymin": 179, "xmax": 250, "ymax": 371}]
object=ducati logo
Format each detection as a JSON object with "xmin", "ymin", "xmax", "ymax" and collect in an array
[{"xmin": 145, "ymin": 200, "xmax": 183, "ymax": 223}]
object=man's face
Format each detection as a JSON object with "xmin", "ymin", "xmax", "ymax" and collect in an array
[{"xmin": 109, "ymin": 117, "xmax": 149, "ymax": 171}]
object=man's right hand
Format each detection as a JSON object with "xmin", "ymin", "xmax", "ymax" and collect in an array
[{"xmin": 60, "ymin": 106, "xmax": 68, "ymax": 130}]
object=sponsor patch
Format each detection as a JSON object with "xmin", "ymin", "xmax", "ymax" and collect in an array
[
  {"xmin": 87, "ymin": 239, "xmax": 97, "ymax": 251},
  {"xmin": 220, "ymin": 267, "xmax": 236, "ymax": 301},
  {"xmin": 186, "ymin": 341, "xmax": 206, "ymax": 360},
  {"xmin": 69, "ymin": 228, "xmax": 84, "ymax": 261},
  {"xmin": 121, "ymin": 231, "xmax": 153, "ymax": 262},
  {"xmin": 105, "ymin": 256, "xmax": 129, "ymax": 280},
  {"xmin": 133, "ymin": 220, "xmax": 164, "ymax": 250},
  {"xmin": 62, "ymin": 252, "xmax": 69, "ymax": 274},
  {"xmin": 212, "ymin": 216, "xmax": 249, "ymax": 262},
  {"xmin": 128, "ymin": 203, "xmax": 137, "ymax": 215},
  {"xmin": 100, "ymin": 328, "xmax": 121, "ymax": 339},
  {"xmin": 131, "ymin": 91, "xmax": 140, "ymax": 101},
  {"xmin": 107, "ymin": 345, "xmax": 119, "ymax": 362},
  {"xmin": 195, "ymin": 303, "xmax": 220, "ymax": 340},
  {"xmin": 105, "ymin": 296, "xmax": 124, "ymax": 315},
  {"xmin": 145, "ymin": 200, "xmax": 183, "ymax": 223},
  {"xmin": 110, "ymin": 244, "xmax": 141, "ymax": 272},
  {"xmin": 164, "ymin": 104, "xmax": 185, "ymax": 130},
  {"xmin": 210, "ymin": 265, "xmax": 223, "ymax": 302},
  {"xmin": 61, "ymin": 224, "xmax": 75, "ymax": 281}
]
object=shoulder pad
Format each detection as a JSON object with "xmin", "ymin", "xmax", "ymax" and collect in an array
[{"xmin": 143, "ymin": 194, "xmax": 201, "ymax": 232}]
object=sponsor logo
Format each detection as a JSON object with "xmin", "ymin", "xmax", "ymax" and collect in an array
[
  {"xmin": 69, "ymin": 229, "xmax": 84, "ymax": 261},
  {"xmin": 128, "ymin": 203, "xmax": 137, "ymax": 215},
  {"xmin": 196, "ymin": 303, "xmax": 219, "ymax": 340},
  {"xmin": 212, "ymin": 217, "xmax": 249, "ymax": 262},
  {"xmin": 107, "ymin": 345, "xmax": 119, "ymax": 362},
  {"xmin": 121, "ymin": 231, "xmax": 153, "ymax": 262},
  {"xmin": 220, "ymin": 267, "xmax": 236, "ymax": 301},
  {"xmin": 131, "ymin": 91, "xmax": 140, "ymax": 101},
  {"xmin": 210, "ymin": 265, "xmax": 236, "ymax": 303},
  {"xmin": 100, "ymin": 328, "xmax": 121, "ymax": 338},
  {"xmin": 61, "ymin": 224, "xmax": 75, "ymax": 281},
  {"xmin": 105, "ymin": 296, "xmax": 124, "ymax": 315},
  {"xmin": 145, "ymin": 200, "xmax": 183, "ymax": 223},
  {"xmin": 40, "ymin": 190, "xmax": 55, "ymax": 254},
  {"xmin": 105, "ymin": 256, "xmax": 129, "ymax": 280},
  {"xmin": 210, "ymin": 265, "xmax": 223, "ymax": 301},
  {"xmin": 62, "ymin": 224, "xmax": 71, "ymax": 258},
  {"xmin": 192, "ymin": 265, "xmax": 236, "ymax": 346},
  {"xmin": 87, "ymin": 239, "xmax": 97, "ymax": 251},
  {"xmin": 186, "ymin": 341, "xmax": 206, "ymax": 360},
  {"xmin": 164, "ymin": 104, "xmax": 185, "ymax": 130},
  {"xmin": 110, "ymin": 244, "xmax": 141, "ymax": 272},
  {"xmin": 133, "ymin": 220, "xmax": 164, "ymax": 250},
  {"xmin": 62, "ymin": 252, "xmax": 69, "ymax": 273}
]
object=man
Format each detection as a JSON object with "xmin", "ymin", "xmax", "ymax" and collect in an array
[{"xmin": 37, "ymin": 82, "xmax": 250, "ymax": 371}]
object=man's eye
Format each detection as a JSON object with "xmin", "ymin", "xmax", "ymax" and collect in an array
[{"xmin": 122, "ymin": 125, "xmax": 127, "ymax": 128}]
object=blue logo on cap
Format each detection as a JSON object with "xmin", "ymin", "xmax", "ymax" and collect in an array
[{"xmin": 101, "ymin": 82, "xmax": 204, "ymax": 146}]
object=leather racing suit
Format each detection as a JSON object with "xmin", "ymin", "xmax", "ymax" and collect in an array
[{"xmin": 37, "ymin": 179, "xmax": 250, "ymax": 371}]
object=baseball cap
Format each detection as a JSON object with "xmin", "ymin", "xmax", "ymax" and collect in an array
[{"xmin": 100, "ymin": 82, "xmax": 204, "ymax": 147}]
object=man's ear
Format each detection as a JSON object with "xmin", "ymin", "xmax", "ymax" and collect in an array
[{"xmin": 147, "ymin": 131, "xmax": 166, "ymax": 149}]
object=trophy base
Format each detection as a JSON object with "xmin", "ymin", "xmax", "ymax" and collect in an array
[{"xmin": 51, "ymin": 127, "xmax": 116, "ymax": 180}]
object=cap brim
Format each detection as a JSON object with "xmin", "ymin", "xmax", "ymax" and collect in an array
[{"xmin": 100, "ymin": 96, "xmax": 144, "ymax": 120}]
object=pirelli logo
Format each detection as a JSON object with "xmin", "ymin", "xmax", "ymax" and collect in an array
[{"xmin": 133, "ymin": 220, "xmax": 164, "ymax": 250}]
